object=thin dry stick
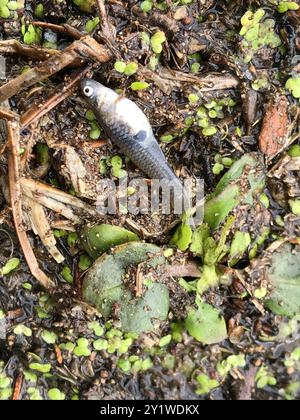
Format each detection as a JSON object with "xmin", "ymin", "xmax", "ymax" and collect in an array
[
  {"xmin": 7, "ymin": 119, "xmax": 54, "ymax": 288},
  {"xmin": 96, "ymin": 0, "xmax": 116, "ymax": 42},
  {"xmin": 20, "ymin": 65, "xmax": 92, "ymax": 128},
  {"xmin": 0, "ymin": 39, "xmax": 60, "ymax": 61},
  {"xmin": 0, "ymin": 36, "xmax": 111, "ymax": 103},
  {"xmin": 31, "ymin": 21, "xmax": 82, "ymax": 39}
]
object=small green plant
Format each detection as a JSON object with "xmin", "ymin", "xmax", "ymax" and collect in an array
[
  {"xmin": 0, "ymin": 257, "xmax": 20, "ymax": 275},
  {"xmin": 255, "ymin": 366, "xmax": 277, "ymax": 389},
  {"xmin": 150, "ymin": 31, "xmax": 166, "ymax": 54},
  {"xmin": 195, "ymin": 374, "xmax": 219, "ymax": 395},
  {"xmin": 285, "ymin": 76, "xmax": 300, "ymax": 99},
  {"xmin": 72, "ymin": 0, "xmax": 95, "ymax": 13},
  {"xmin": 278, "ymin": 1, "xmax": 299, "ymax": 13},
  {"xmin": 240, "ymin": 9, "xmax": 281, "ymax": 62},
  {"xmin": 85, "ymin": 16, "xmax": 100, "ymax": 33},
  {"xmin": 0, "ymin": 0, "xmax": 23, "ymax": 19},
  {"xmin": 217, "ymin": 354, "xmax": 246, "ymax": 377},
  {"xmin": 22, "ymin": 24, "xmax": 42, "ymax": 45},
  {"xmin": 130, "ymin": 81, "xmax": 149, "ymax": 91}
]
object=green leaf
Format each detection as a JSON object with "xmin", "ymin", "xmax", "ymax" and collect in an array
[
  {"xmin": 0, "ymin": 5, "xmax": 10, "ymax": 18},
  {"xmin": 130, "ymin": 81, "xmax": 149, "ymax": 91},
  {"xmin": 124, "ymin": 62, "xmax": 138, "ymax": 76},
  {"xmin": 160, "ymin": 134, "xmax": 173, "ymax": 143},
  {"xmin": 188, "ymin": 93, "xmax": 199, "ymax": 104},
  {"xmin": 286, "ymin": 76, "xmax": 300, "ymax": 99},
  {"xmin": 185, "ymin": 302, "xmax": 227, "ymax": 344},
  {"xmin": 195, "ymin": 374, "xmax": 219, "ymax": 395},
  {"xmin": 289, "ymin": 199, "xmax": 300, "ymax": 216},
  {"xmin": 81, "ymin": 224, "xmax": 139, "ymax": 259},
  {"xmin": 141, "ymin": 0, "xmax": 152, "ymax": 12},
  {"xmin": 7, "ymin": 1, "xmax": 20, "ymax": 10},
  {"xmin": 29, "ymin": 363, "xmax": 51, "ymax": 373},
  {"xmin": 41, "ymin": 330, "xmax": 57, "ymax": 344},
  {"xmin": 170, "ymin": 222, "xmax": 193, "ymax": 251},
  {"xmin": 117, "ymin": 358, "xmax": 131, "ymax": 372},
  {"xmin": 0, "ymin": 377, "xmax": 10, "ymax": 389},
  {"xmin": 202, "ymin": 126, "xmax": 217, "ymax": 136},
  {"xmin": 89, "ymin": 121, "xmax": 101, "ymax": 139},
  {"xmin": 88, "ymin": 321, "xmax": 104, "ymax": 336},
  {"xmin": 73, "ymin": 337, "xmax": 91, "ymax": 357},
  {"xmin": 278, "ymin": 1, "xmax": 299, "ymax": 13},
  {"xmin": 265, "ymin": 243, "xmax": 300, "ymax": 316},
  {"xmin": 35, "ymin": 4, "xmax": 44, "ymax": 17},
  {"xmin": 1, "ymin": 257, "xmax": 20, "ymax": 275},
  {"xmin": 93, "ymin": 338, "xmax": 108, "ymax": 351},
  {"xmin": 288, "ymin": 145, "xmax": 300, "ymax": 157},
  {"xmin": 229, "ymin": 231, "xmax": 251, "ymax": 266},
  {"xmin": 14, "ymin": 324, "xmax": 32, "ymax": 337},
  {"xmin": 60, "ymin": 266, "xmax": 73, "ymax": 284},
  {"xmin": 48, "ymin": 388, "xmax": 65, "ymax": 400},
  {"xmin": 85, "ymin": 17, "xmax": 99, "ymax": 33},
  {"xmin": 114, "ymin": 60, "xmax": 126, "ymax": 73},
  {"xmin": 190, "ymin": 223, "xmax": 210, "ymax": 257},
  {"xmin": 150, "ymin": 31, "xmax": 166, "ymax": 54},
  {"xmin": 120, "ymin": 283, "xmax": 169, "ymax": 333},
  {"xmin": 159, "ymin": 334, "xmax": 172, "ymax": 347}
]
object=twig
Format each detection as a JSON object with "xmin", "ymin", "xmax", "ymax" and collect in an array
[
  {"xmin": 0, "ymin": 39, "xmax": 60, "ymax": 61},
  {"xmin": 20, "ymin": 66, "xmax": 92, "ymax": 128},
  {"xmin": 31, "ymin": 21, "xmax": 82, "ymax": 39},
  {"xmin": 0, "ymin": 107, "xmax": 19, "ymax": 120},
  {"xmin": 0, "ymin": 36, "xmax": 111, "ymax": 103},
  {"xmin": 7, "ymin": 119, "xmax": 54, "ymax": 288},
  {"xmin": 96, "ymin": 0, "xmax": 116, "ymax": 43}
]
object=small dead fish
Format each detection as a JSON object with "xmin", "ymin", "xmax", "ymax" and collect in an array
[{"xmin": 81, "ymin": 78, "xmax": 182, "ymax": 189}]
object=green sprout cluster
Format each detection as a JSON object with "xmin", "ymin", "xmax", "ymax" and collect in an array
[
  {"xmin": 0, "ymin": 362, "xmax": 12, "ymax": 400},
  {"xmin": 255, "ymin": 366, "xmax": 277, "ymax": 389},
  {"xmin": 277, "ymin": 1, "xmax": 299, "ymax": 13},
  {"xmin": 85, "ymin": 16, "xmax": 99, "ymax": 33},
  {"xmin": 85, "ymin": 110, "xmax": 101, "ymax": 139},
  {"xmin": 0, "ymin": 0, "xmax": 23, "ymax": 19},
  {"xmin": 240, "ymin": 9, "xmax": 281, "ymax": 63},
  {"xmin": 21, "ymin": 24, "xmax": 42, "ymax": 45},
  {"xmin": 186, "ymin": 96, "xmax": 236, "ymax": 137}
]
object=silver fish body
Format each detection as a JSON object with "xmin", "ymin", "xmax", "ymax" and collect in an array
[{"xmin": 81, "ymin": 79, "xmax": 181, "ymax": 188}]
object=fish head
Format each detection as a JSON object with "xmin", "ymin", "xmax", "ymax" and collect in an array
[{"xmin": 81, "ymin": 78, "xmax": 116, "ymax": 110}]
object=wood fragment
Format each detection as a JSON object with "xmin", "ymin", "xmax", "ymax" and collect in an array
[
  {"xmin": 54, "ymin": 344, "xmax": 63, "ymax": 365},
  {"xmin": 7, "ymin": 119, "xmax": 54, "ymax": 288},
  {"xmin": 0, "ymin": 39, "xmax": 61, "ymax": 61},
  {"xmin": 259, "ymin": 94, "xmax": 289, "ymax": 157},
  {"xmin": 12, "ymin": 373, "xmax": 23, "ymax": 401}
]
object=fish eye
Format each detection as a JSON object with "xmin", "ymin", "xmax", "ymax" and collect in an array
[{"xmin": 83, "ymin": 86, "xmax": 93, "ymax": 97}]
